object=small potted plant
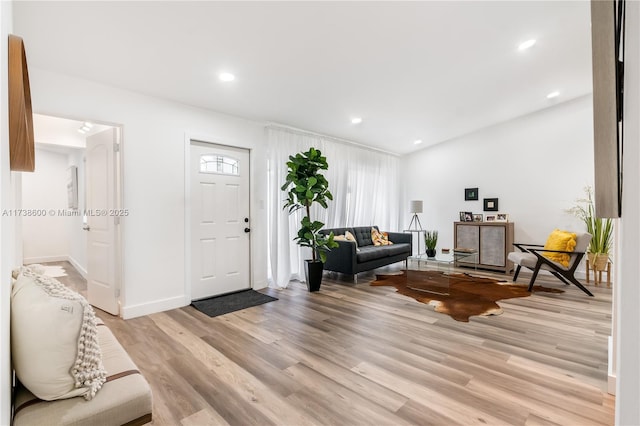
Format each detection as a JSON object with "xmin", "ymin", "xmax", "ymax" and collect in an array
[
  {"xmin": 425, "ymin": 230, "xmax": 438, "ymax": 258},
  {"xmin": 282, "ymin": 147, "xmax": 338, "ymax": 292},
  {"xmin": 567, "ymin": 186, "xmax": 614, "ymax": 271}
]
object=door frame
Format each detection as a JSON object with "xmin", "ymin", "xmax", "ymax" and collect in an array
[
  {"xmin": 184, "ymin": 133, "xmax": 252, "ymax": 304},
  {"xmin": 113, "ymin": 126, "xmax": 124, "ymax": 314}
]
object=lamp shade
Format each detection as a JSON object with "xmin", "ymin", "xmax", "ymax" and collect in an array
[{"xmin": 409, "ymin": 200, "xmax": 423, "ymax": 214}]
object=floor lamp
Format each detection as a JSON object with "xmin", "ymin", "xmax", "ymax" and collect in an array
[{"xmin": 408, "ymin": 200, "xmax": 423, "ymax": 230}]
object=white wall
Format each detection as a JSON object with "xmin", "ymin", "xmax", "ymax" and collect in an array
[
  {"xmin": 402, "ymin": 95, "xmax": 594, "ymax": 271},
  {"xmin": 21, "ymin": 145, "xmax": 88, "ymax": 275},
  {"xmin": 67, "ymin": 149, "xmax": 87, "ymax": 276},
  {"xmin": 22, "ymin": 148, "xmax": 70, "ymax": 263},
  {"xmin": 29, "ymin": 68, "xmax": 268, "ymax": 319},
  {"xmin": 616, "ymin": 1, "xmax": 640, "ymax": 423},
  {"xmin": 0, "ymin": 1, "xmax": 16, "ymax": 424}
]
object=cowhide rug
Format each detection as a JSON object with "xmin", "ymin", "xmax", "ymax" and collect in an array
[{"xmin": 371, "ymin": 270, "xmax": 564, "ymax": 322}]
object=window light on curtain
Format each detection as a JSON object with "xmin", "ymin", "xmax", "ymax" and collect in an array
[{"xmin": 265, "ymin": 125, "xmax": 400, "ymax": 288}]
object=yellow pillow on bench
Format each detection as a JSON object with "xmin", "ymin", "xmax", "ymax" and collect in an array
[{"xmin": 543, "ymin": 229, "xmax": 577, "ymax": 267}]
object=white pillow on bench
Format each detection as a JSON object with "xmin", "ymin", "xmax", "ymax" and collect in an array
[{"xmin": 11, "ymin": 267, "xmax": 106, "ymax": 401}]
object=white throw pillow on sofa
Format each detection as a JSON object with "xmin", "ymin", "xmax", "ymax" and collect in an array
[
  {"xmin": 345, "ymin": 230, "xmax": 360, "ymax": 252},
  {"xmin": 11, "ymin": 267, "xmax": 106, "ymax": 401}
]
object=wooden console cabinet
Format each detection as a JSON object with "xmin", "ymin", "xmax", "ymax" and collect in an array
[{"xmin": 454, "ymin": 221, "xmax": 514, "ymax": 273}]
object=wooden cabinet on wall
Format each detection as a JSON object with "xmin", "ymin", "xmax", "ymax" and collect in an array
[{"xmin": 454, "ymin": 221, "xmax": 515, "ymax": 273}]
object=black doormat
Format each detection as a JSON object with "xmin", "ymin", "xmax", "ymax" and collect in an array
[{"xmin": 191, "ymin": 289, "xmax": 278, "ymax": 318}]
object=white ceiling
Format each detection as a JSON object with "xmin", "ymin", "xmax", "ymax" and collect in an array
[
  {"xmin": 14, "ymin": 1, "xmax": 593, "ymax": 155},
  {"xmin": 33, "ymin": 113, "xmax": 112, "ymax": 149}
]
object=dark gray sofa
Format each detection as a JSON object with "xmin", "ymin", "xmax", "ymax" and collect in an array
[{"xmin": 320, "ymin": 226, "xmax": 412, "ymax": 280}]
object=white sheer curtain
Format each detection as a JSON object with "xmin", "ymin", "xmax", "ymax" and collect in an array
[{"xmin": 266, "ymin": 125, "xmax": 400, "ymax": 288}]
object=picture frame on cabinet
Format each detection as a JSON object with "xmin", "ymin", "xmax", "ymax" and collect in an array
[
  {"xmin": 473, "ymin": 214, "xmax": 483, "ymax": 222},
  {"xmin": 486, "ymin": 214, "xmax": 497, "ymax": 222},
  {"xmin": 495, "ymin": 213, "xmax": 509, "ymax": 222},
  {"xmin": 459, "ymin": 211, "xmax": 473, "ymax": 222}
]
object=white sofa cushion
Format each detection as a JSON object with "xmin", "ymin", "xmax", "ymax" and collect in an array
[{"xmin": 11, "ymin": 267, "xmax": 106, "ymax": 401}]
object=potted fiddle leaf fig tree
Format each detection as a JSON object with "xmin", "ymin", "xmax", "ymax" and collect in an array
[{"xmin": 282, "ymin": 147, "xmax": 338, "ymax": 292}]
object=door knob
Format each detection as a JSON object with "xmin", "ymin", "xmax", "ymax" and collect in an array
[
  {"xmin": 244, "ymin": 228, "xmax": 251, "ymax": 233},
  {"xmin": 82, "ymin": 225, "xmax": 90, "ymax": 231}
]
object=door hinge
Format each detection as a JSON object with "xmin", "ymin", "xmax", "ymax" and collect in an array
[
  {"xmin": 113, "ymin": 143, "xmax": 120, "ymax": 153},
  {"xmin": 114, "ymin": 216, "xmax": 120, "ymax": 225},
  {"xmin": 115, "ymin": 288, "xmax": 120, "ymax": 297}
]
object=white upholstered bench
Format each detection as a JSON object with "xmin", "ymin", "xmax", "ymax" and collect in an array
[{"xmin": 12, "ymin": 320, "xmax": 152, "ymax": 426}]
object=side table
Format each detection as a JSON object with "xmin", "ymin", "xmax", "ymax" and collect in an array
[
  {"xmin": 403, "ymin": 229, "xmax": 426, "ymax": 256},
  {"xmin": 407, "ymin": 252, "xmax": 479, "ymax": 296}
]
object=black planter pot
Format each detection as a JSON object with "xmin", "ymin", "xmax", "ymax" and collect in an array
[
  {"xmin": 305, "ymin": 260, "xmax": 324, "ymax": 292},
  {"xmin": 426, "ymin": 248, "xmax": 437, "ymax": 258}
]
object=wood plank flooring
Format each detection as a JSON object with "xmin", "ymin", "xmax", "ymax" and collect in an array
[{"xmin": 46, "ymin": 261, "xmax": 614, "ymax": 425}]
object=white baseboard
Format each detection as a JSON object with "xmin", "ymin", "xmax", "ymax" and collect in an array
[
  {"xmin": 121, "ymin": 295, "xmax": 187, "ymax": 320},
  {"xmin": 67, "ymin": 256, "xmax": 87, "ymax": 278},
  {"xmin": 608, "ymin": 336, "xmax": 616, "ymax": 395},
  {"xmin": 24, "ymin": 255, "xmax": 67, "ymax": 264},
  {"xmin": 253, "ymin": 279, "xmax": 268, "ymax": 290},
  {"xmin": 608, "ymin": 374, "xmax": 616, "ymax": 395},
  {"xmin": 24, "ymin": 255, "xmax": 88, "ymax": 279}
]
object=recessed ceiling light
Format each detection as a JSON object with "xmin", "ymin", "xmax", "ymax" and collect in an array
[
  {"xmin": 83, "ymin": 122, "xmax": 93, "ymax": 129},
  {"xmin": 518, "ymin": 39, "xmax": 536, "ymax": 51},
  {"xmin": 77, "ymin": 129, "xmax": 86, "ymax": 134},
  {"xmin": 547, "ymin": 91, "xmax": 560, "ymax": 99},
  {"xmin": 219, "ymin": 72, "xmax": 235, "ymax": 82},
  {"xmin": 414, "ymin": 139, "xmax": 423, "ymax": 145},
  {"xmin": 351, "ymin": 117, "xmax": 363, "ymax": 124}
]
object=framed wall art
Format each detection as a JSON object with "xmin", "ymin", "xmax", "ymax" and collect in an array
[
  {"xmin": 465, "ymin": 187, "xmax": 478, "ymax": 201},
  {"xmin": 484, "ymin": 198, "xmax": 498, "ymax": 211},
  {"xmin": 67, "ymin": 166, "xmax": 78, "ymax": 209}
]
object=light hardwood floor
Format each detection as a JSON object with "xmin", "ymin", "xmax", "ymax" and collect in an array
[{"xmin": 48, "ymin": 261, "xmax": 614, "ymax": 425}]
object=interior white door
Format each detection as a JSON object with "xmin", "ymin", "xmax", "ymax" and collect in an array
[
  {"xmin": 191, "ymin": 142, "xmax": 251, "ymax": 300},
  {"xmin": 86, "ymin": 128, "xmax": 119, "ymax": 315}
]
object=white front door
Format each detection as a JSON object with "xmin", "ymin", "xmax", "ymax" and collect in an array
[
  {"xmin": 86, "ymin": 128, "xmax": 119, "ymax": 315},
  {"xmin": 190, "ymin": 142, "xmax": 251, "ymax": 300}
]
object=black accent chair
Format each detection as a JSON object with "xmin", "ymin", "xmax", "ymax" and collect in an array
[{"xmin": 507, "ymin": 232, "xmax": 593, "ymax": 296}]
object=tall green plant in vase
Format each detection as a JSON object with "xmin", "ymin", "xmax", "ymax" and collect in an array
[
  {"xmin": 282, "ymin": 147, "xmax": 338, "ymax": 292},
  {"xmin": 424, "ymin": 230, "xmax": 438, "ymax": 258},
  {"xmin": 567, "ymin": 186, "xmax": 614, "ymax": 271}
]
